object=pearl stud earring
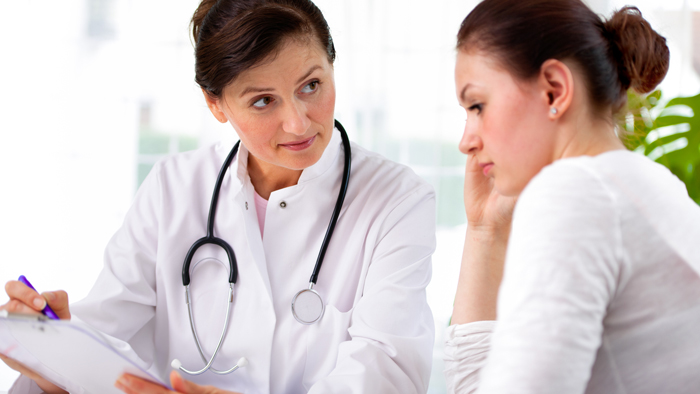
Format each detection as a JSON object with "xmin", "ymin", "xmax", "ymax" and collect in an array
[{"xmin": 550, "ymin": 107, "xmax": 558, "ymax": 115}]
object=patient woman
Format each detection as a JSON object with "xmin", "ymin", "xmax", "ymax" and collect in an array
[{"xmin": 445, "ymin": 0, "xmax": 700, "ymax": 393}]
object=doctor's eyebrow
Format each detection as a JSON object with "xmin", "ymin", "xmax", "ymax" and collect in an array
[
  {"xmin": 295, "ymin": 65, "xmax": 322, "ymax": 85},
  {"xmin": 240, "ymin": 86, "xmax": 274, "ymax": 97},
  {"xmin": 238, "ymin": 65, "xmax": 324, "ymax": 98}
]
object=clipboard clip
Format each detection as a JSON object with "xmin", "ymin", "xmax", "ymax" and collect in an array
[{"xmin": 0, "ymin": 310, "xmax": 51, "ymax": 322}]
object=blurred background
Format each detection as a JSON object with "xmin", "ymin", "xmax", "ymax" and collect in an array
[{"xmin": 1, "ymin": 0, "xmax": 699, "ymax": 392}]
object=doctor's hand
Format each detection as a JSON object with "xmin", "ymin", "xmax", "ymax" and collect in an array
[
  {"xmin": 115, "ymin": 371, "xmax": 242, "ymax": 394},
  {"xmin": 0, "ymin": 354, "xmax": 68, "ymax": 394},
  {"xmin": 2, "ymin": 280, "xmax": 71, "ymax": 319},
  {"xmin": 1, "ymin": 281, "xmax": 71, "ymax": 394}
]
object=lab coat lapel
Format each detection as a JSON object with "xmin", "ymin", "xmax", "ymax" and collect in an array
[
  {"xmin": 219, "ymin": 142, "xmax": 275, "ymax": 305},
  {"xmin": 235, "ymin": 183, "xmax": 274, "ymax": 304}
]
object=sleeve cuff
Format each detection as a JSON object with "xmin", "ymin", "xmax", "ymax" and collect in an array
[{"xmin": 443, "ymin": 321, "xmax": 496, "ymax": 394}]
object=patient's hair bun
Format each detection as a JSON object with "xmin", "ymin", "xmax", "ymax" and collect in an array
[{"xmin": 603, "ymin": 6, "xmax": 670, "ymax": 94}]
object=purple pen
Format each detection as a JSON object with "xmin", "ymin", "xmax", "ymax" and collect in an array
[{"xmin": 17, "ymin": 275, "xmax": 60, "ymax": 320}]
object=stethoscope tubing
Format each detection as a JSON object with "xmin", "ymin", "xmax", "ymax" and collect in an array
[
  {"xmin": 309, "ymin": 120, "xmax": 351, "ymax": 284},
  {"xmin": 180, "ymin": 284, "xmax": 236, "ymax": 375},
  {"xmin": 181, "ymin": 141, "xmax": 241, "ymax": 287}
]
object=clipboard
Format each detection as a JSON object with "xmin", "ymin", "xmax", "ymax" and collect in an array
[{"xmin": 0, "ymin": 311, "xmax": 170, "ymax": 394}]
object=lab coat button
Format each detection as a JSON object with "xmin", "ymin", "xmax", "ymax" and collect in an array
[
  {"xmin": 280, "ymin": 201, "xmax": 287, "ymax": 208},
  {"xmin": 245, "ymin": 202, "xmax": 249, "ymax": 210}
]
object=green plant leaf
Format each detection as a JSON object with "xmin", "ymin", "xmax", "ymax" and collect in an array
[
  {"xmin": 652, "ymin": 93, "xmax": 700, "ymax": 203},
  {"xmin": 619, "ymin": 90, "xmax": 662, "ymax": 150}
]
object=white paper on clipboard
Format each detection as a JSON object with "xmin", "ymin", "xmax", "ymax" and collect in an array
[{"xmin": 0, "ymin": 312, "xmax": 170, "ymax": 394}]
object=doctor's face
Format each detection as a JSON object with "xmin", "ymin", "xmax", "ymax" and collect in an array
[
  {"xmin": 455, "ymin": 50, "xmax": 556, "ymax": 196},
  {"xmin": 207, "ymin": 37, "xmax": 336, "ymax": 171}
]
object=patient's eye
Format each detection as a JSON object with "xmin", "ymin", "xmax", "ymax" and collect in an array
[{"xmin": 468, "ymin": 103, "xmax": 483, "ymax": 114}]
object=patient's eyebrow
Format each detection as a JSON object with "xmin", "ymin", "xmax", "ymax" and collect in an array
[{"xmin": 460, "ymin": 83, "xmax": 474, "ymax": 103}]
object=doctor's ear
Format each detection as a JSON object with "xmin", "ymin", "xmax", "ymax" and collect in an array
[
  {"xmin": 537, "ymin": 59, "xmax": 574, "ymax": 119},
  {"xmin": 202, "ymin": 88, "xmax": 229, "ymax": 124}
]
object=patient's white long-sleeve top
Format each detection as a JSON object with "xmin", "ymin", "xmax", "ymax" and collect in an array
[{"xmin": 444, "ymin": 150, "xmax": 700, "ymax": 394}]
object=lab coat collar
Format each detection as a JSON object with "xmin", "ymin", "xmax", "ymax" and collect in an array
[{"xmin": 297, "ymin": 127, "xmax": 342, "ymax": 184}]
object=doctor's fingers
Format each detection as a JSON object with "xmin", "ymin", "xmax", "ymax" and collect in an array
[
  {"xmin": 116, "ymin": 374, "xmax": 241, "ymax": 394},
  {"xmin": 41, "ymin": 290, "xmax": 71, "ymax": 319},
  {"xmin": 0, "ymin": 299, "xmax": 39, "ymax": 315},
  {"xmin": 4, "ymin": 280, "xmax": 47, "ymax": 312},
  {"xmin": 116, "ymin": 374, "xmax": 174, "ymax": 394},
  {"xmin": 2, "ymin": 281, "xmax": 70, "ymax": 319},
  {"xmin": 170, "ymin": 372, "xmax": 242, "ymax": 394},
  {"xmin": 0, "ymin": 352, "xmax": 35, "ymax": 376},
  {"xmin": 0, "ymin": 353, "xmax": 67, "ymax": 394}
]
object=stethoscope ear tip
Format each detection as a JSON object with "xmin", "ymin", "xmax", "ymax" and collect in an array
[
  {"xmin": 237, "ymin": 357, "xmax": 248, "ymax": 368},
  {"xmin": 171, "ymin": 359, "xmax": 183, "ymax": 370}
]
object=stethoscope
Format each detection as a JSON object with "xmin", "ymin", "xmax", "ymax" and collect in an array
[{"xmin": 171, "ymin": 120, "xmax": 351, "ymax": 376}]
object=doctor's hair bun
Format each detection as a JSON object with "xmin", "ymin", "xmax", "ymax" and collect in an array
[
  {"xmin": 190, "ymin": 0, "xmax": 335, "ymax": 98},
  {"xmin": 456, "ymin": 0, "xmax": 669, "ymax": 114},
  {"xmin": 602, "ymin": 6, "xmax": 669, "ymax": 95}
]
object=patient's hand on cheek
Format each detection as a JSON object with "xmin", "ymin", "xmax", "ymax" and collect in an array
[
  {"xmin": 463, "ymin": 153, "xmax": 516, "ymax": 233},
  {"xmin": 451, "ymin": 154, "xmax": 517, "ymax": 325}
]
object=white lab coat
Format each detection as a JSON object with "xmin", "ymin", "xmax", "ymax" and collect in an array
[{"xmin": 11, "ymin": 128, "xmax": 436, "ymax": 394}]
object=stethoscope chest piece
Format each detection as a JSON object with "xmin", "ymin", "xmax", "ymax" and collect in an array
[{"xmin": 291, "ymin": 284, "xmax": 325, "ymax": 325}]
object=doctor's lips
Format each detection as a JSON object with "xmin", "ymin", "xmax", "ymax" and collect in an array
[
  {"xmin": 479, "ymin": 162, "xmax": 494, "ymax": 176},
  {"xmin": 279, "ymin": 135, "xmax": 316, "ymax": 151}
]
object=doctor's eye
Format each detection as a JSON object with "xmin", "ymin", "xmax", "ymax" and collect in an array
[
  {"xmin": 253, "ymin": 96, "xmax": 274, "ymax": 108},
  {"xmin": 300, "ymin": 81, "xmax": 320, "ymax": 94},
  {"xmin": 468, "ymin": 103, "xmax": 483, "ymax": 114}
]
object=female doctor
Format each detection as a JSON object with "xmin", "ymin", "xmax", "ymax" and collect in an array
[{"xmin": 0, "ymin": 0, "xmax": 436, "ymax": 393}]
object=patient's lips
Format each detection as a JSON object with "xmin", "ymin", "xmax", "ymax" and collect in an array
[{"xmin": 479, "ymin": 162, "xmax": 494, "ymax": 176}]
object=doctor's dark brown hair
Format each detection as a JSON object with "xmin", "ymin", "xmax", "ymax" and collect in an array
[
  {"xmin": 191, "ymin": 0, "xmax": 335, "ymax": 99},
  {"xmin": 456, "ymin": 0, "xmax": 669, "ymax": 114}
]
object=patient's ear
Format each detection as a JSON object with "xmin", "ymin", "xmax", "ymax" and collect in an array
[
  {"xmin": 538, "ymin": 59, "xmax": 574, "ymax": 120},
  {"xmin": 202, "ymin": 88, "xmax": 228, "ymax": 124}
]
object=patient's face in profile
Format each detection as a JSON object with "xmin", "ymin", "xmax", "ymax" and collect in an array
[{"xmin": 455, "ymin": 50, "xmax": 557, "ymax": 196}]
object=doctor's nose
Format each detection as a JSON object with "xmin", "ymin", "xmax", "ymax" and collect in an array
[
  {"xmin": 459, "ymin": 123, "xmax": 483, "ymax": 155},
  {"xmin": 281, "ymin": 100, "xmax": 311, "ymax": 136}
]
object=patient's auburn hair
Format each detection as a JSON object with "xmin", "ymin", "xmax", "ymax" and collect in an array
[
  {"xmin": 457, "ymin": 0, "xmax": 669, "ymax": 114},
  {"xmin": 191, "ymin": 0, "xmax": 335, "ymax": 99}
]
